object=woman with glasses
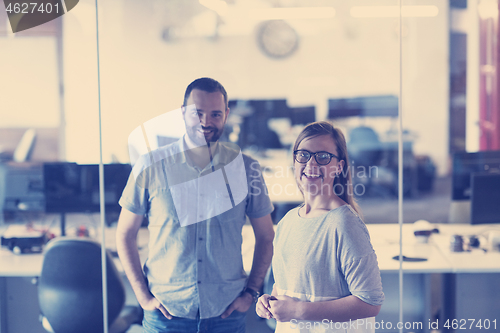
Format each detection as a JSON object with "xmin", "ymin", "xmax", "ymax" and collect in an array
[{"xmin": 256, "ymin": 121, "xmax": 384, "ymax": 333}]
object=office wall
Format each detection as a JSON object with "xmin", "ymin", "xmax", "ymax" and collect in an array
[
  {"xmin": 0, "ymin": 38, "xmax": 59, "ymax": 128},
  {"xmin": 61, "ymin": 2, "xmax": 101, "ymax": 163},
  {"xmin": 61, "ymin": 0, "xmax": 448, "ymax": 175}
]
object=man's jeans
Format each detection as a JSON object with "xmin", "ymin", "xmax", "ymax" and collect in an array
[{"xmin": 142, "ymin": 309, "xmax": 246, "ymax": 333}]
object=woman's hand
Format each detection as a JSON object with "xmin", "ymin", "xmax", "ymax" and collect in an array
[
  {"xmin": 256, "ymin": 294, "xmax": 275, "ymax": 319},
  {"xmin": 268, "ymin": 295, "xmax": 301, "ymax": 322}
]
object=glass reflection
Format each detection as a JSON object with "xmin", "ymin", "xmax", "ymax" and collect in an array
[{"xmin": 1, "ymin": 0, "xmax": 499, "ymax": 332}]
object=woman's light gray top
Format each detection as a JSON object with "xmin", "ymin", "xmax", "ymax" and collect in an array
[{"xmin": 272, "ymin": 204, "xmax": 384, "ymax": 333}]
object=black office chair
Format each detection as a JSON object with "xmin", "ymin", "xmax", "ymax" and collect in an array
[
  {"xmin": 38, "ymin": 237, "xmax": 140, "ymax": 333},
  {"xmin": 347, "ymin": 126, "xmax": 385, "ymax": 196},
  {"xmin": 347, "ymin": 126, "xmax": 383, "ymax": 168}
]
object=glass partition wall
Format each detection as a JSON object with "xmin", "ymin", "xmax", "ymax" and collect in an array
[
  {"xmin": 99, "ymin": 0, "xmax": 401, "ymax": 331},
  {"xmin": 400, "ymin": 1, "xmax": 500, "ymax": 332},
  {"xmin": 2, "ymin": 0, "xmax": 499, "ymax": 332}
]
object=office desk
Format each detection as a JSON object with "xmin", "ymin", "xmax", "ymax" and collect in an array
[
  {"xmin": 368, "ymin": 224, "xmax": 453, "ymax": 273},
  {"xmin": 365, "ymin": 224, "xmax": 449, "ymax": 333},
  {"xmin": 0, "ymin": 227, "xmax": 150, "ymax": 275},
  {"xmin": 245, "ymin": 223, "xmax": 500, "ymax": 333},
  {"xmin": 2, "ymin": 223, "xmax": 499, "ymax": 333},
  {"xmin": 432, "ymin": 224, "xmax": 500, "ymax": 272},
  {"xmin": 0, "ymin": 227, "xmax": 149, "ymax": 333},
  {"xmin": 432, "ymin": 224, "xmax": 500, "ymax": 332},
  {"xmin": 369, "ymin": 224, "xmax": 500, "ymax": 333},
  {"xmin": 246, "ymin": 223, "xmax": 454, "ymax": 333},
  {"xmin": 0, "ymin": 224, "xmax": 252, "ymax": 333}
]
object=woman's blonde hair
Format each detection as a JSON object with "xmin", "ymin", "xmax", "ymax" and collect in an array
[{"xmin": 292, "ymin": 121, "xmax": 362, "ymax": 216}]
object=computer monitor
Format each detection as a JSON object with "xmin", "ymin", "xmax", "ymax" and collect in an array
[
  {"xmin": 228, "ymin": 99, "xmax": 290, "ymax": 118},
  {"xmin": 290, "ymin": 106, "xmax": 315, "ymax": 125},
  {"xmin": 44, "ymin": 163, "xmax": 131, "ymax": 214},
  {"xmin": 328, "ymin": 95, "xmax": 398, "ymax": 118},
  {"xmin": 470, "ymin": 173, "xmax": 500, "ymax": 224},
  {"xmin": 229, "ymin": 99, "xmax": 290, "ymax": 149},
  {"xmin": 452, "ymin": 150, "xmax": 500, "ymax": 200},
  {"xmin": 248, "ymin": 99, "xmax": 289, "ymax": 118}
]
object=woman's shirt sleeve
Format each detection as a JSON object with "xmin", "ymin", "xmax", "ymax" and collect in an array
[{"xmin": 336, "ymin": 209, "xmax": 385, "ymax": 306}]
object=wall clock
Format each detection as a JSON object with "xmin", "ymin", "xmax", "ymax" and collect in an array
[{"xmin": 257, "ymin": 20, "xmax": 299, "ymax": 59}]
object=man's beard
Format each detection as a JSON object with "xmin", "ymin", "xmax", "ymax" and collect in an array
[{"xmin": 186, "ymin": 125, "xmax": 223, "ymax": 147}]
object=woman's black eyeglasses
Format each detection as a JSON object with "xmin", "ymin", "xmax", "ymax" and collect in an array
[{"xmin": 293, "ymin": 150, "xmax": 339, "ymax": 165}]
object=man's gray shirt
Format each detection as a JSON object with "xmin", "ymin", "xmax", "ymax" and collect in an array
[{"xmin": 119, "ymin": 137, "xmax": 273, "ymax": 319}]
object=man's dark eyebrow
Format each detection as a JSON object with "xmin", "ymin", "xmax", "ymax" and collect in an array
[{"xmin": 193, "ymin": 109, "xmax": 223, "ymax": 113}]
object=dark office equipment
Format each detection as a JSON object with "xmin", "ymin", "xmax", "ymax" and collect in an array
[
  {"xmin": 232, "ymin": 99, "xmax": 289, "ymax": 149},
  {"xmin": 290, "ymin": 106, "xmax": 315, "ymax": 125},
  {"xmin": 348, "ymin": 126, "xmax": 383, "ymax": 166},
  {"xmin": 469, "ymin": 235, "xmax": 480, "ymax": 248},
  {"xmin": 450, "ymin": 235, "xmax": 465, "ymax": 252},
  {"xmin": 450, "ymin": 0, "xmax": 467, "ymax": 9},
  {"xmin": 328, "ymin": 95, "xmax": 398, "ymax": 118},
  {"xmin": 470, "ymin": 173, "xmax": 500, "ymax": 224},
  {"xmin": 249, "ymin": 99, "xmax": 289, "ymax": 118},
  {"xmin": 449, "ymin": 32, "xmax": 467, "ymax": 153},
  {"xmin": 391, "ymin": 255, "xmax": 428, "ymax": 262},
  {"xmin": 1, "ymin": 225, "xmax": 47, "ymax": 253},
  {"xmin": 416, "ymin": 155, "xmax": 436, "ymax": 192},
  {"xmin": 43, "ymin": 163, "xmax": 132, "ymax": 234},
  {"xmin": 229, "ymin": 99, "xmax": 315, "ymax": 149},
  {"xmin": 227, "ymin": 99, "xmax": 239, "ymax": 110},
  {"xmin": 38, "ymin": 238, "xmax": 139, "ymax": 333},
  {"xmin": 44, "ymin": 163, "xmax": 131, "ymax": 214},
  {"xmin": 452, "ymin": 150, "xmax": 500, "ymax": 200},
  {"xmin": 346, "ymin": 126, "xmax": 420, "ymax": 197},
  {"xmin": 347, "ymin": 126, "xmax": 385, "ymax": 195},
  {"xmin": 1, "ymin": 162, "xmax": 45, "ymax": 212}
]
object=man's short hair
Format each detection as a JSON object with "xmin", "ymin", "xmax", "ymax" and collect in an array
[{"xmin": 183, "ymin": 77, "xmax": 228, "ymax": 110}]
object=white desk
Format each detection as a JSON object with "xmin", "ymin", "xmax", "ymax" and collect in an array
[
  {"xmin": 430, "ymin": 224, "xmax": 500, "ymax": 332},
  {"xmin": 0, "ymin": 227, "xmax": 149, "ymax": 333},
  {"xmin": 0, "ymin": 227, "xmax": 150, "ymax": 276},
  {"xmin": 365, "ymin": 223, "xmax": 500, "ymax": 273},
  {"xmin": 0, "ymin": 250, "xmax": 43, "ymax": 277},
  {"xmin": 371, "ymin": 223, "xmax": 500, "ymax": 333},
  {"xmin": 368, "ymin": 224, "xmax": 453, "ymax": 273},
  {"xmin": 431, "ymin": 224, "xmax": 500, "ymax": 272},
  {"xmin": 246, "ymin": 223, "xmax": 500, "ymax": 333},
  {"xmin": 2, "ymin": 223, "xmax": 500, "ymax": 333}
]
